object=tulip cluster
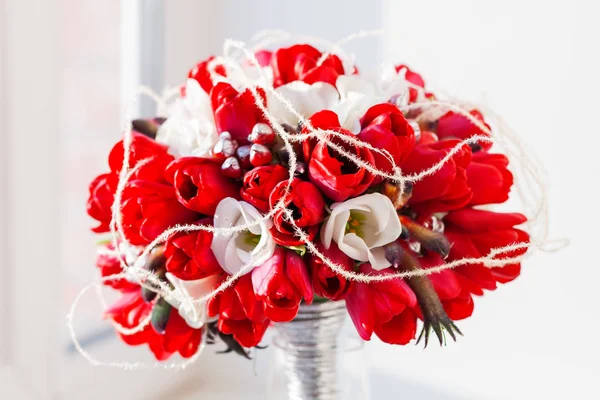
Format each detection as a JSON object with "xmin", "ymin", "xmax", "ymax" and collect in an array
[{"xmin": 87, "ymin": 43, "xmax": 529, "ymax": 361}]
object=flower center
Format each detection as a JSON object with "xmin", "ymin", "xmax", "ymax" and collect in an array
[
  {"xmin": 345, "ymin": 210, "xmax": 366, "ymax": 238},
  {"xmin": 242, "ymin": 231, "xmax": 262, "ymax": 247},
  {"xmin": 235, "ymin": 230, "xmax": 263, "ymax": 254}
]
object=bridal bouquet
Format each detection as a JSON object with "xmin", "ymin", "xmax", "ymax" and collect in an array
[{"xmin": 87, "ymin": 42, "xmax": 529, "ymax": 361}]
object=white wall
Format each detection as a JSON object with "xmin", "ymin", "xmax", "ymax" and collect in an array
[
  {"xmin": 1, "ymin": 0, "xmax": 61, "ymax": 397},
  {"xmin": 379, "ymin": 1, "xmax": 600, "ymax": 399},
  {"xmin": 164, "ymin": 0, "xmax": 384, "ymax": 85}
]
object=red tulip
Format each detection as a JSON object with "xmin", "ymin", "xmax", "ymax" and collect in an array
[
  {"xmin": 87, "ymin": 173, "xmax": 117, "ymax": 233},
  {"xmin": 268, "ymin": 179, "xmax": 326, "ymax": 246},
  {"xmin": 345, "ymin": 263, "xmax": 418, "ymax": 345},
  {"xmin": 93, "ymin": 135, "xmax": 199, "ymax": 245},
  {"xmin": 251, "ymin": 248, "xmax": 313, "ymax": 322},
  {"xmin": 95, "ymin": 245, "xmax": 138, "ymax": 292},
  {"xmin": 305, "ymin": 111, "xmax": 375, "ymax": 202},
  {"xmin": 418, "ymin": 252, "xmax": 474, "ymax": 321},
  {"xmin": 240, "ymin": 165, "xmax": 289, "ymax": 212},
  {"xmin": 104, "ymin": 289, "xmax": 203, "ymax": 361},
  {"xmin": 88, "ymin": 133, "xmax": 174, "ymax": 233},
  {"xmin": 467, "ymin": 152, "xmax": 513, "ymax": 205},
  {"xmin": 395, "ymin": 64, "xmax": 425, "ymax": 88},
  {"xmin": 444, "ymin": 208, "xmax": 529, "ymax": 295},
  {"xmin": 210, "ymin": 82, "xmax": 267, "ymax": 143},
  {"xmin": 358, "ymin": 103, "xmax": 416, "ymax": 180},
  {"xmin": 187, "ymin": 55, "xmax": 226, "ymax": 93},
  {"xmin": 395, "ymin": 64, "xmax": 426, "ymax": 103},
  {"xmin": 309, "ymin": 242, "xmax": 353, "ymax": 301},
  {"xmin": 208, "ymin": 274, "xmax": 270, "ymax": 348},
  {"xmin": 164, "ymin": 218, "xmax": 222, "ymax": 280},
  {"xmin": 165, "ymin": 157, "xmax": 241, "ymax": 215},
  {"xmin": 401, "ymin": 138, "xmax": 473, "ymax": 215},
  {"xmin": 419, "ymin": 131, "xmax": 441, "ymax": 145},
  {"xmin": 121, "ymin": 178, "xmax": 199, "ymax": 246},
  {"xmin": 435, "ymin": 109, "xmax": 492, "ymax": 152},
  {"xmin": 108, "ymin": 132, "xmax": 172, "ymax": 178},
  {"xmin": 271, "ymin": 44, "xmax": 345, "ymax": 88}
]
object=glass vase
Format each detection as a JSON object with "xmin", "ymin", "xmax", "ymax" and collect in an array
[{"xmin": 266, "ymin": 301, "xmax": 370, "ymax": 400}]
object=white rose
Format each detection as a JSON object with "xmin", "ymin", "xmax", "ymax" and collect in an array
[
  {"xmin": 156, "ymin": 78, "xmax": 218, "ymax": 158},
  {"xmin": 320, "ymin": 193, "xmax": 402, "ymax": 270},
  {"xmin": 211, "ymin": 198, "xmax": 276, "ymax": 275},
  {"xmin": 267, "ymin": 81, "xmax": 339, "ymax": 127},
  {"xmin": 164, "ymin": 273, "xmax": 219, "ymax": 329}
]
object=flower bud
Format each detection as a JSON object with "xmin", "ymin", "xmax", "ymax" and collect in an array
[
  {"xmin": 248, "ymin": 122, "xmax": 276, "ymax": 145},
  {"xmin": 142, "ymin": 286, "xmax": 158, "ymax": 303},
  {"xmin": 213, "ymin": 136, "xmax": 238, "ymax": 159},
  {"xmin": 219, "ymin": 131, "xmax": 232, "ymax": 140},
  {"xmin": 250, "ymin": 144, "xmax": 273, "ymax": 167},
  {"xmin": 221, "ymin": 156, "xmax": 242, "ymax": 179},
  {"xmin": 236, "ymin": 145, "xmax": 252, "ymax": 169},
  {"xmin": 145, "ymin": 246, "xmax": 165, "ymax": 271},
  {"xmin": 382, "ymin": 181, "xmax": 413, "ymax": 209},
  {"xmin": 151, "ymin": 297, "xmax": 172, "ymax": 334},
  {"xmin": 132, "ymin": 118, "xmax": 162, "ymax": 139},
  {"xmin": 400, "ymin": 216, "xmax": 450, "ymax": 258}
]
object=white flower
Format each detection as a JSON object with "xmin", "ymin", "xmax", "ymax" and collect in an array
[
  {"xmin": 267, "ymin": 81, "xmax": 339, "ymax": 127},
  {"xmin": 328, "ymin": 66, "xmax": 419, "ymax": 133},
  {"xmin": 333, "ymin": 75, "xmax": 379, "ymax": 133},
  {"xmin": 156, "ymin": 78, "xmax": 218, "ymax": 158},
  {"xmin": 164, "ymin": 273, "xmax": 219, "ymax": 329},
  {"xmin": 320, "ymin": 193, "xmax": 402, "ymax": 270},
  {"xmin": 227, "ymin": 63, "xmax": 274, "ymax": 89},
  {"xmin": 376, "ymin": 65, "xmax": 415, "ymax": 105},
  {"xmin": 211, "ymin": 198, "xmax": 276, "ymax": 275}
]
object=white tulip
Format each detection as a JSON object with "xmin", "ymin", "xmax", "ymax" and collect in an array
[
  {"xmin": 227, "ymin": 63, "xmax": 274, "ymax": 89},
  {"xmin": 320, "ymin": 193, "xmax": 402, "ymax": 270},
  {"xmin": 377, "ymin": 64, "xmax": 415, "ymax": 104},
  {"xmin": 330, "ymin": 67, "xmax": 418, "ymax": 133},
  {"xmin": 164, "ymin": 273, "xmax": 219, "ymax": 329},
  {"xmin": 211, "ymin": 198, "xmax": 276, "ymax": 276},
  {"xmin": 156, "ymin": 78, "xmax": 218, "ymax": 158},
  {"xmin": 333, "ymin": 75, "xmax": 385, "ymax": 133},
  {"xmin": 332, "ymin": 94, "xmax": 372, "ymax": 134},
  {"xmin": 267, "ymin": 81, "xmax": 339, "ymax": 127}
]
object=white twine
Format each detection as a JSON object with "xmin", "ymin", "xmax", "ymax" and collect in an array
[
  {"xmin": 66, "ymin": 275, "xmax": 206, "ymax": 369},
  {"xmin": 69, "ymin": 30, "xmax": 565, "ymax": 368}
]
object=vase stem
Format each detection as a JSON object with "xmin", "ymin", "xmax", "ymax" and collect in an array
[{"xmin": 275, "ymin": 301, "xmax": 347, "ymax": 400}]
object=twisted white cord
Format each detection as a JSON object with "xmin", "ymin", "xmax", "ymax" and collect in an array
[
  {"xmin": 66, "ymin": 276, "xmax": 206, "ymax": 369},
  {"xmin": 68, "ymin": 30, "xmax": 565, "ymax": 369}
]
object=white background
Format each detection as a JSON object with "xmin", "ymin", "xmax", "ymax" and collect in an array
[{"xmin": 1, "ymin": 0, "xmax": 599, "ymax": 399}]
